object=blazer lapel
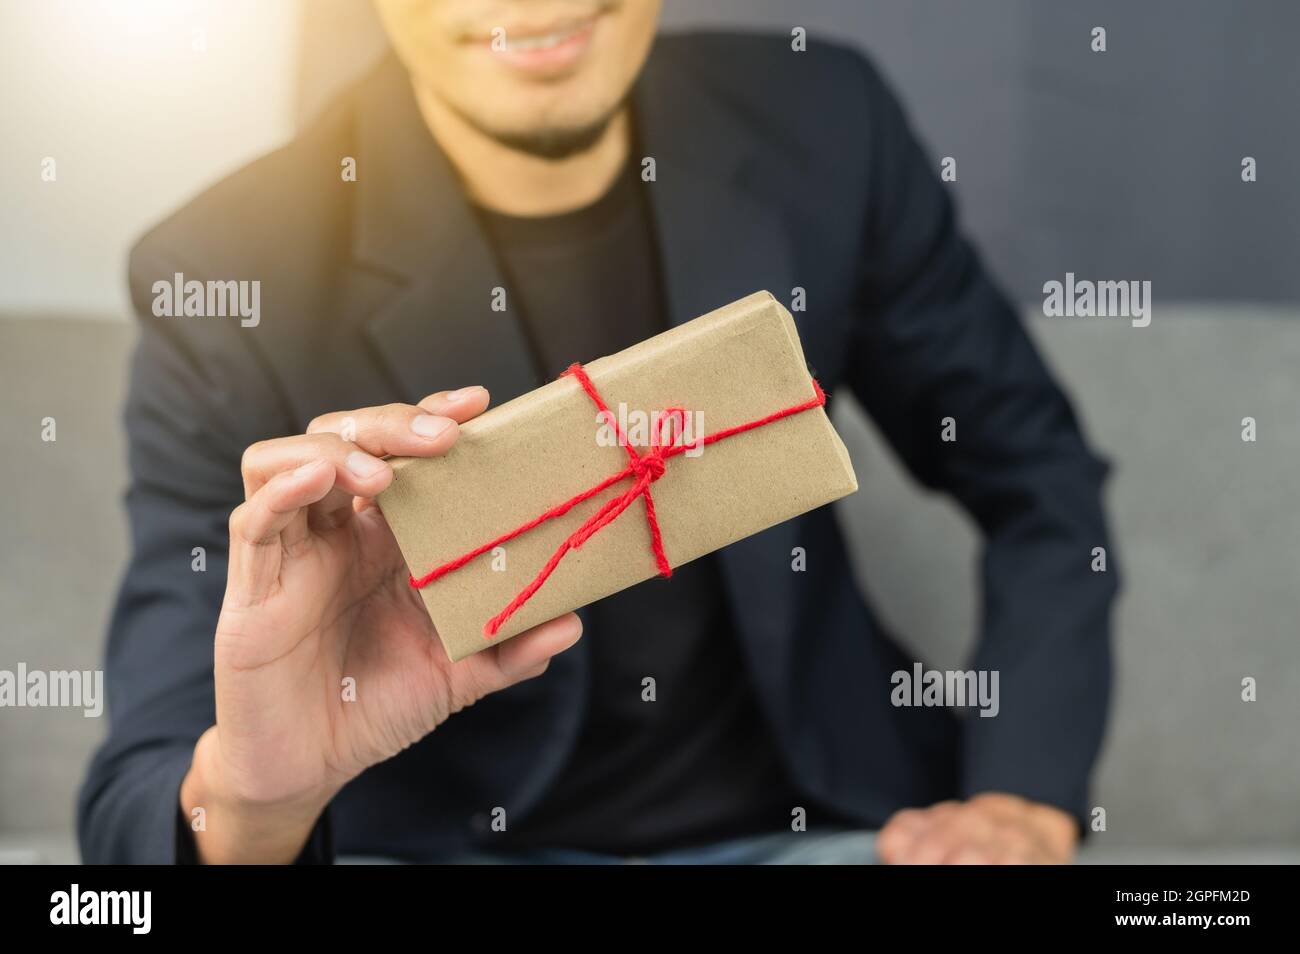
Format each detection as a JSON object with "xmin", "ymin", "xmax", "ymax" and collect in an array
[
  {"xmin": 353, "ymin": 58, "xmax": 542, "ymax": 406},
  {"xmin": 633, "ymin": 56, "xmax": 796, "ymax": 330}
]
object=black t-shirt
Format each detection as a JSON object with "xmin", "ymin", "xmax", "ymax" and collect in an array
[{"xmin": 472, "ymin": 156, "xmax": 807, "ymax": 854}]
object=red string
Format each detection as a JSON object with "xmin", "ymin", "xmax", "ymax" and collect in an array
[{"xmin": 409, "ymin": 362, "xmax": 827, "ymax": 638}]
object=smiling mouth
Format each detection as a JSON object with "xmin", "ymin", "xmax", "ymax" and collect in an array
[
  {"xmin": 469, "ymin": 13, "xmax": 604, "ymax": 76},
  {"xmin": 501, "ymin": 19, "xmax": 593, "ymax": 52}
]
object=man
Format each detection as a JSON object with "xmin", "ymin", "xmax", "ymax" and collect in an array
[{"xmin": 79, "ymin": 0, "xmax": 1117, "ymax": 864}]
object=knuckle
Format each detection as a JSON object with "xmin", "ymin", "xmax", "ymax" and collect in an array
[
  {"xmin": 525, "ymin": 658, "xmax": 551, "ymax": 680},
  {"xmin": 299, "ymin": 431, "xmax": 344, "ymax": 459},
  {"xmin": 227, "ymin": 502, "xmax": 250, "ymax": 538},
  {"xmin": 380, "ymin": 403, "xmax": 413, "ymax": 429},
  {"xmin": 314, "ymin": 431, "xmax": 345, "ymax": 452},
  {"xmin": 239, "ymin": 441, "xmax": 265, "ymax": 475}
]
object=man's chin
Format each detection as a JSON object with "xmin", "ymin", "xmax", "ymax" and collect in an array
[
  {"xmin": 493, "ymin": 122, "xmax": 616, "ymax": 161},
  {"xmin": 487, "ymin": 120, "xmax": 616, "ymax": 161},
  {"xmin": 454, "ymin": 94, "xmax": 626, "ymax": 161}
]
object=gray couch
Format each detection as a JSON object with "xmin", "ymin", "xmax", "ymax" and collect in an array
[{"xmin": 2, "ymin": 306, "xmax": 1297, "ymax": 863}]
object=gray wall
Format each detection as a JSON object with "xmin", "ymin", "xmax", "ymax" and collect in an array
[
  {"xmin": 659, "ymin": 0, "xmax": 1300, "ymax": 305},
  {"xmin": 0, "ymin": 0, "xmax": 300, "ymax": 322}
]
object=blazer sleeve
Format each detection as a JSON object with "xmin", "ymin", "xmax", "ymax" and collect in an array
[
  {"xmin": 76, "ymin": 249, "xmax": 332, "ymax": 863},
  {"xmin": 843, "ymin": 54, "xmax": 1121, "ymax": 827}
]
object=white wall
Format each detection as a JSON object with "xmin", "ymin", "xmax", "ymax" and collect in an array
[{"xmin": 0, "ymin": 0, "xmax": 302, "ymax": 321}]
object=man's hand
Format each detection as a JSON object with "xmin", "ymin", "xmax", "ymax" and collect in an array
[
  {"xmin": 877, "ymin": 793, "xmax": 1078, "ymax": 864},
  {"xmin": 180, "ymin": 387, "xmax": 584, "ymax": 863}
]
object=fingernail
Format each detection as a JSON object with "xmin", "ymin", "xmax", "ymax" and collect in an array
[
  {"xmin": 410, "ymin": 414, "xmax": 454, "ymax": 439},
  {"xmin": 445, "ymin": 386, "xmax": 485, "ymax": 403},
  {"xmin": 346, "ymin": 450, "xmax": 386, "ymax": 478}
]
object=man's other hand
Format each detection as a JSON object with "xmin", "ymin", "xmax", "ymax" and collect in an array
[{"xmin": 877, "ymin": 793, "xmax": 1078, "ymax": 864}]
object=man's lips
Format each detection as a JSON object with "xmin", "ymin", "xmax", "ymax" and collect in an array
[{"xmin": 471, "ymin": 16, "xmax": 601, "ymax": 75}]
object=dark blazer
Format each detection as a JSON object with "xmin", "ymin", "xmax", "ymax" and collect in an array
[{"xmin": 79, "ymin": 33, "xmax": 1118, "ymax": 863}]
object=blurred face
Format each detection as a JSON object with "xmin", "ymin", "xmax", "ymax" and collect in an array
[{"xmin": 373, "ymin": 0, "xmax": 662, "ymax": 158}]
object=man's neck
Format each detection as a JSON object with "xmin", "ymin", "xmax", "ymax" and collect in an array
[{"xmin": 412, "ymin": 84, "xmax": 630, "ymax": 218}]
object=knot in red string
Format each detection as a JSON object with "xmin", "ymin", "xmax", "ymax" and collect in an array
[{"xmin": 632, "ymin": 453, "xmax": 667, "ymax": 483}]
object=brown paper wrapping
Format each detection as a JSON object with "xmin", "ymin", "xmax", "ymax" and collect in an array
[{"xmin": 376, "ymin": 290, "xmax": 858, "ymax": 661}]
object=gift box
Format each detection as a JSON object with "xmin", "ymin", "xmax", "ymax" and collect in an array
[{"xmin": 376, "ymin": 290, "xmax": 859, "ymax": 661}]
